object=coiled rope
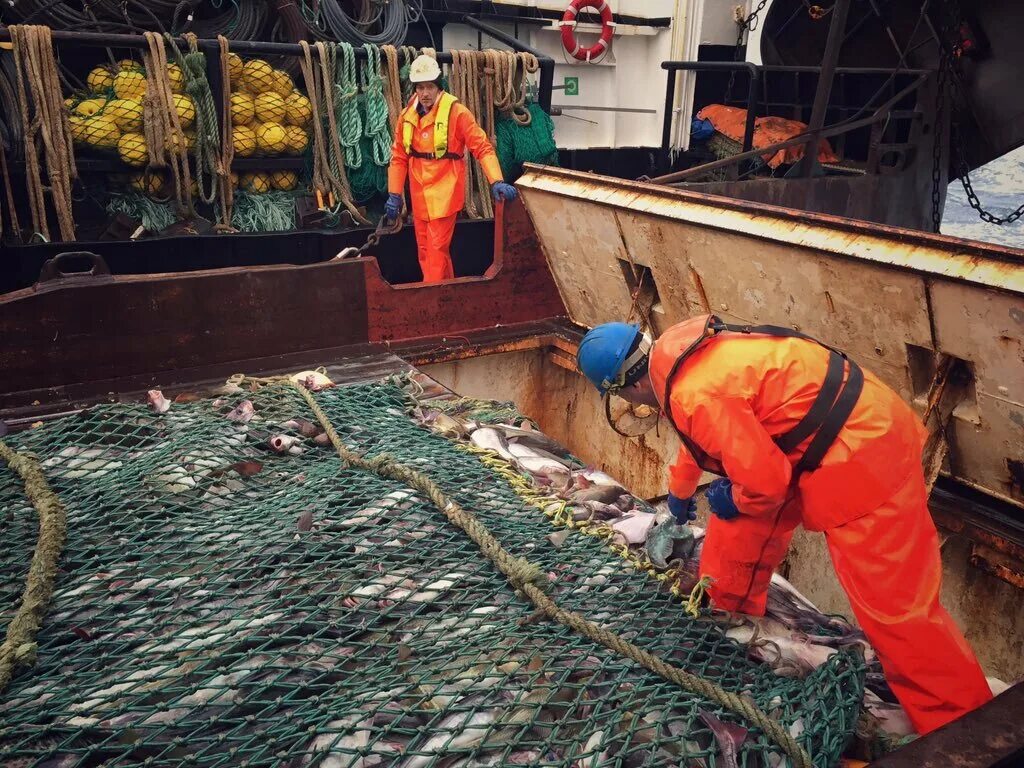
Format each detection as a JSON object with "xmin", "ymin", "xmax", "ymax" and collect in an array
[
  {"xmin": 380, "ymin": 44, "xmax": 404, "ymax": 132},
  {"xmin": 233, "ymin": 374, "xmax": 814, "ymax": 768},
  {"xmin": 0, "ymin": 441, "xmax": 67, "ymax": 695},
  {"xmin": 361, "ymin": 42, "xmax": 392, "ymax": 167},
  {"xmin": 448, "ymin": 50, "xmax": 492, "ymax": 219},
  {"xmin": 9, "ymin": 24, "xmax": 77, "ymax": 242},
  {"xmin": 337, "ymin": 41, "xmax": 363, "ymax": 170}
]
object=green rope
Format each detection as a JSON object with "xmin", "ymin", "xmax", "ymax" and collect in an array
[
  {"xmin": 337, "ymin": 42, "xmax": 363, "ymax": 170},
  {"xmin": 347, "ymin": 130, "xmax": 387, "ymax": 202},
  {"xmin": 240, "ymin": 375, "xmax": 814, "ymax": 768},
  {"xmin": 0, "ymin": 441, "xmax": 67, "ymax": 694},
  {"xmin": 166, "ymin": 33, "xmax": 220, "ymax": 205},
  {"xmin": 361, "ymin": 43, "xmax": 392, "ymax": 168},
  {"xmin": 106, "ymin": 191, "xmax": 177, "ymax": 232}
]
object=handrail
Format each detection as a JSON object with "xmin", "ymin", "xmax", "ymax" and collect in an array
[
  {"xmin": 461, "ymin": 15, "xmax": 555, "ymax": 113},
  {"xmin": 652, "ymin": 70, "xmax": 931, "ymax": 185}
]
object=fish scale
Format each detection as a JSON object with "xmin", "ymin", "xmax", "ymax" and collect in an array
[{"xmin": 0, "ymin": 381, "xmax": 865, "ymax": 767}]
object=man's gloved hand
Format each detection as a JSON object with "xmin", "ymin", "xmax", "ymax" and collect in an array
[
  {"xmin": 667, "ymin": 493, "xmax": 697, "ymax": 524},
  {"xmin": 491, "ymin": 181, "xmax": 518, "ymax": 202},
  {"xmin": 384, "ymin": 193, "xmax": 403, "ymax": 222},
  {"xmin": 705, "ymin": 478, "xmax": 740, "ymax": 521}
]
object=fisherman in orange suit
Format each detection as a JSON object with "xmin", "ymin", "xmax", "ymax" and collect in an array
[
  {"xmin": 385, "ymin": 55, "xmax": 517, "ymax": 283},
  {"xmin": 576, "ymin": 316, "xmax": 993, "ymax": 734}
]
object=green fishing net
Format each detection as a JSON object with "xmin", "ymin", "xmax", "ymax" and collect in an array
[
  {"xmin": 495, "ymin": 104, "xmax": 559, "ymax": 183},
  {"xmin": 0, "ymin": 380, "xmax": 864, "ymax": 767}
]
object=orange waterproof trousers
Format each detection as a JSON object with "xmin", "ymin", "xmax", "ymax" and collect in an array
[
  {"xmin": 701, "ymin": 469, "xmax": 993, "ymax": 734},
  {"xmin": 412, "ymin": 214, "xmax": 457, "ymax": 283}
]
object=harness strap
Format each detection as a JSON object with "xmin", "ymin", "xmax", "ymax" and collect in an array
[
  {"xmin": 661, "ymin": 316, "xmax": 865, "ymax": 479},
  {"xmin": 408, "ymin": 149, "xmax": 463, "ymax": 160},
  {"xmin": 774, "ymin": 351, "xmax": 845, "ymax": 454}
]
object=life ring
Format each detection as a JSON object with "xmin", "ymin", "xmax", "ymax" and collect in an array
[{"xmin": 560, "ymin": 0, "xmax": 615, "ymax": 62}]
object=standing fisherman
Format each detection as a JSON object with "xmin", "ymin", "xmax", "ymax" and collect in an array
[
  {"xmin": 384, "ymin": 55, "xmax": 518, "ymax": 283},
  {"xmin": 576, "ymin": 315, "xmax": 993, "ymax": 734}
]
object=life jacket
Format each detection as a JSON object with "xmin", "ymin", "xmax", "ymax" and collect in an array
[
  {"xmin": 401, "ymin": 92, "xmax": 463, "ymax": 160},
  {"xmin": 658, "ymin": 315, "xmax": 864, "ymax": 480}
]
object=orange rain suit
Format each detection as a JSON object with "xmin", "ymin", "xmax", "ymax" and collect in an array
[
  {"xmin": 647, "ymin": 316, "xmax": 992, "ymax": 734},
  {"xmin": 387, "ymin": 95, "xmax": 503, "ymax": 283}
]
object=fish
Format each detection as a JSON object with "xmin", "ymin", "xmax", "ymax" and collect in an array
[
  {"xmin": 568, "ymin": 483, "xmax": 629, "ymax": 505},
  {"xmin": 645, "ymin": 521, "xmax": 702, "ymax": 570},
  {"xmin": 269, "ymin": 434, "xmax": 304, "ymax": 455},
  {"xmin": 147, "ymin": 389, "xmax": 171, "ymax": 414},
  {"xmin": 609, "ymin": 512, "xmax": 658, "ymax": 545},
  {"xmin": 283, "ymin": 417, "xmax": 321, "ymax": 438},
  {"xmin": 401, "ymin": 704, "xmax": 499, "ymax": 768},
  {"xmin": 290, "ymin": 370, "xmax": 335, "ymax": 391},
  {"xmin": 40, "ymin": 446, "xmax": 124, "ymax": 479},
  {"xmin": 725, "ymin": 616, "xmax": 839, "ymax": 676},
  {"xmin": 470, "ymin": 427, "xmax": 515, "ymax": 461},
  {"xmin": 297, "ymin": 510, "xmax": 314, "ymax": 531},
  {"xmin": 296, "ymin": 714, "xmax": 373, "ymax": 768},
  {"xmin": 698, "ymin": 710, "xmax": 749, "ymax": 768},
  {"xmin": 226, "ymin": 400, "xmax": 255, "ymax": 424}
]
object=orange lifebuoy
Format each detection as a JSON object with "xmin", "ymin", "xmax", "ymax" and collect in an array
[{"xmin": 560, "ymin": 0, "xmax": 614, "ymax": 62}]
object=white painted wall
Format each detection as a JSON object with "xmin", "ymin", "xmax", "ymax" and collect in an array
[{"xmin": 442, "ymin": 0, "xmax": 768, "ymax": 151}]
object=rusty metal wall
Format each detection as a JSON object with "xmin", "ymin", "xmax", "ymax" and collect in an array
[{"xmin": 516, "ymin": 164, "xmax": 1024, "ymax": 512}]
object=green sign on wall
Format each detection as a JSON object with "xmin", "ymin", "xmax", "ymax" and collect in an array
[{"xmin": 563, "ymin": 76, "xmax": 579, "ymax": 96}]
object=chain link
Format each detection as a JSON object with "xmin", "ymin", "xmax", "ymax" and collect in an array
[
  {"xmin": 724, "ymin": 0, "xmax": 770, "ymax": 103},
  {"xmin": 936, "ymin": 0, "xmax": 1024, "ymax": 226}
]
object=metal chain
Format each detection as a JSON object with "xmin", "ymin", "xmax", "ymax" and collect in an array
[
  {"xmin": 937, "ymin": 0, "xmax": 1024, "ymax": 226},
  {"xmin": 724, "ymin": 0, "xmax": 770, "ymax": 103}
]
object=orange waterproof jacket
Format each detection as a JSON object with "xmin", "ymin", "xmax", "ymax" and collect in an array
[
  {"xmin": 387, "ymin": 95, "xmax": 503, "ymax": 221},
  {"xmin": 648, "ymin": 316, "xmax": 928, "ymax": 531}
]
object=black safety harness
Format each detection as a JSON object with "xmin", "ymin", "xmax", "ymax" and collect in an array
[
  {"xmin": 661, "ymin": 316, "xmax": 865, "ymax": 479},
  {"xmin": 408, "ymin": 150, "xmax": 463, "ymax": 160}
]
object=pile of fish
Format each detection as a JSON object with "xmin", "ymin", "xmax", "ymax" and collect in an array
[
  {"xmin": 413, "ymin": 401, "xmax": 928, "ymax": 747},
  {"xmin": 0, "ymin": 381, "xmax": 886, "ymax": 767}
]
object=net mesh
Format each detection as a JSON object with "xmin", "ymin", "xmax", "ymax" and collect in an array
[{"xmin": 0, "ymin": 380, "xmax": 864, "ymax": 767}]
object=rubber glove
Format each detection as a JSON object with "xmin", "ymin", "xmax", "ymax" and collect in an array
[
  {"xmin": 667, "ymin": 493, "xmax": 697, "ymax": 525},
  {"xmin": 491, "ymin": 181, "xmax": 518, "ymax": 202},
  {"xmin": 705, "ymin": 478, "xmax": 740, "ymax": 521},
  {"xmin": 384, "ymin": 193, "xmax": 403, "ymax": 222}
]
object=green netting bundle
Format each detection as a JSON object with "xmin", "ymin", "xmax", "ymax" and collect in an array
[
  {"xmin": 227, "ymin": 190, "xmax": 297, "ymax": 232},
  {"xmin": 495, "ymin": 103, "xmax": 559, "ymax": 183},
  {"xmin": 0, "ymin": 381, "xmax": 864, "ymax": 767},
  {"xmin": 105, "ymin": 190, "xmax": 177, "ymax": 232}
]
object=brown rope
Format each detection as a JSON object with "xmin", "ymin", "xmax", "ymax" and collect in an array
[
  {"xmin": 9, "ymin": 25, "xmax": 77, "ymax": 242},
  {"xmin": 216, "ymin": 35, "xmax": 236, "ymax": 228},
  {"xmin": 142, "ymin": 31, "xmax": 194, "ymax": 215},
  {"xmin": 0, "ymin": 441, "xmax": 68, "ymax": 694},
  {"xmin": 0, "ymin": 135, "xmax": 22, "ymax": 242},
  {"xmin": 381, "ymin": 44, "xmax": 404, "ymax": 130},
  {"xmin": 233, "ymin": 375, "xmax": 814, "ymax": 768}
]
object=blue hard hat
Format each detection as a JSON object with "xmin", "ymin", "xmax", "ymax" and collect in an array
[{"xmin": 577, "ymin": 322, "xmax": 643, "ymax": 394}]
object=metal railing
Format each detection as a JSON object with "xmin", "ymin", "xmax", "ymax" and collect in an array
[{"xmin": 658, "ymin": 60, "xmax": 933, "ymax": 184}]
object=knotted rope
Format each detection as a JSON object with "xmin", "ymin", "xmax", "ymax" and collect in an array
[
  {"xmin": 233, "ymin": 374, "xmax": 814, "ymax": 768},
  {"xmin": 9, "ymin": 24, "xmax": 76, "ymax": 242},
  {"xmin": 0, "ymin": 441, "xmax": 67, "ymax": 695}
]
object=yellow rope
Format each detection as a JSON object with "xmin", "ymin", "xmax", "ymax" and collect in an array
[
  {"xmin": 0, "ymin": 441, "xmax": 68, "ymax": 694},
  {"xmin": 234, "ymin": 374, "xmax": 813, "ymax": 768}
]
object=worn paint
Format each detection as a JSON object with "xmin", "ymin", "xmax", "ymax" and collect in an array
[{"xmin": 517, "ymin": 164, "xmax": 1024, "ymax": 512}]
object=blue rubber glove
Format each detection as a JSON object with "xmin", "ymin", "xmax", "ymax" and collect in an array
[
  {"xmin": 491, "ymin": 181, "xmax": 518, "ymax": 202},
  {"xmin": 705, "ymin": 479, "xmax": 740, "ymax": 521},
  {"xmin": 667, "ymin": 493, "xmax": 697, "ymax": 525},
  {"xmin": 384, "ymin": 193, "xmax": 403, "ymax": 222}
]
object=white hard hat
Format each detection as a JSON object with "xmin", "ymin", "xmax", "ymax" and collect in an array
[{"xmin": 409, "ymin": 54, "xmax": 442, "ymax": 83}]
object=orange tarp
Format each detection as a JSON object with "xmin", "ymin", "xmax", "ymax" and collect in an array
[{"xmin": 697, "ymin": 104, "xmax": 840, "ymax": 169}]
